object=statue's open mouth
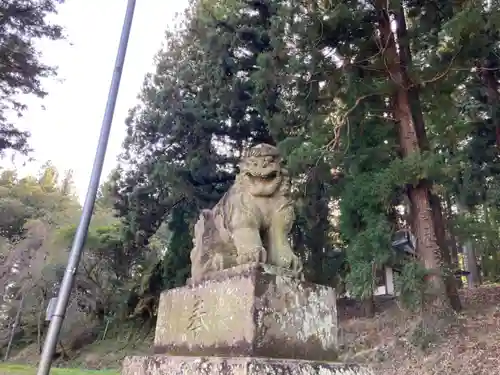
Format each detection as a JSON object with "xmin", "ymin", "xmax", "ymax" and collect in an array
[{"xmin": 246, "ymin": 170, "xmax": 278, "ymax": 181}]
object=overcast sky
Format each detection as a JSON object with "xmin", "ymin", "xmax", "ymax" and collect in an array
[{"xmin": 3, "ymin": 0, "xmax": 188, "ymax": 202}]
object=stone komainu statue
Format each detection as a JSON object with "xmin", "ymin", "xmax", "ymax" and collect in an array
[{"xmin": 189, "ymin": 143, "xmax": 303, "ymax": 283}]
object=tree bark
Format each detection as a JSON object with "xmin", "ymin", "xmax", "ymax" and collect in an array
[
  {"xmin": 303, "ymin": 0, "xmax": 330, "ymax": 285},
  {"xmin": 444, "ymin": 193, "xmax": 462, "ymax": 288},
  {"xmin": 393, "ymin": 3, "xmax": 461, "ymax": 311},
  {"xmin": 457, "ymin": 202, "xmax": 480, "ymax": 287},
  {"xmin": 362, "ymin": 296, "xmax": 375, "ymax": 318},
  {"xmin": 429, "ymin": 194, "xmax": 462, "ymax": 310},
  {"xmin": 376, "ymin": 1, "xmax": 457, "ymax": 311},
  {"xmin": 443, "ymin": 193, "xmax": 460, "ymax": 267},
  {"xmin": 4, "ymin": 294, "xmax": 24, "ymax": 361},
  {"xmin": 480, "ymin": 57, "xmax": 500, "ymax": 147},
  {"xmin": 487, "ymin": 205, "xmax": 500, "ymax": 280}
]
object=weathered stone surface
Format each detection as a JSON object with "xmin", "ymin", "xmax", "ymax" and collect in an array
[
  {"xmin": 122, "ymin": 355, "xmax": 375, "ymax": 375},
  {"xmin": 189, "ymin": 143, "xmax": 303, "ymax": 285},
  {"xmin": 154, "ymin": 264, "xmax": 338, "ymax": 361},
  {"xmin": 187, "ymin": 261, "xmax": 302, "ymax": 286}
]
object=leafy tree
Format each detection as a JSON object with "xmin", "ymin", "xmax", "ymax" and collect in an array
[
  {"xmin": 38, "ymin": 161, "xmax": 59, "ymax": 192},
  {"xmin": 160, "ymin": 205, "xmax": 194, "ymax": 290},
  {"xmin": 104, "ymin": 0, "xmax": 500, "ymax": 320},
  {"xmin": 0, "ymin": 162, "xmax": 157, "ymax": 353},
  {"xmin": 112, "ymin": 0, "xmax": 297, "ymax": 292},
  {"xmin": 0, "ymin": 0, "xmax": 64, "ymax": 154},
  {"xmin": 59, "ymin": 169, "xmax": 76, "ymax": 197}
]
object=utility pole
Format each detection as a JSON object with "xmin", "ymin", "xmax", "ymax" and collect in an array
[{"xmin": 36, "ymin": 1, "xmax": 136, "ymax": 374}]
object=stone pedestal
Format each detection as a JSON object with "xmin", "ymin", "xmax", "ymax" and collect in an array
[
  {"xmin": 154, "ymin": 263, "xmax": 338, "ymax": 361},
  {"xmin": 121, "ymin": 264, "xmax": 374, "ymax": 375}
]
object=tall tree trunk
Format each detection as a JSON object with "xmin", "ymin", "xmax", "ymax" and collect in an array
[
  {"xmin": 444, "ymin": 192, "xmax": 462, "ymax": 288},
  {"xmin": 443, "ymin": 193, "xmax": 460, "ymax": 267},
  {"xmin": 457, "ymin": 202, "xmax": 480, "ymax": 287},
  {"xmin": 395, "ymin": 3, "xmax": 461, "ymax": 311},
  {"xmin": 480, "ymin": 54, "xmax": 500, "ymax": 281},
  {"xmin": 304, "ymin": 165, "xmax": 331, "ymax": 284},
  {"xmin": 376, "ymin": 1, "xmax": 457, "ymax": 311},
  {"xmin": 302, "ymin": 0, "xmax": 335, "ymax": 288},
  {"xmin": 480, "ymin": 56, "xmax": 500, "ymax": 147},
  {"xmin": 430, "ymin": 194, "xmax": 462, "ymax": 309},
  {"xmin": 4, "ymin": 294, "xmax": 24, "ymax": 361},
  {"xmin": 483, "ymin": 204, "xmax": 496, "ymax": 281}
]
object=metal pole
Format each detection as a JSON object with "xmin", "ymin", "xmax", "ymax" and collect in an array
[{"xmin": 36, "ymin": 1, "xmax": 136, "ymax": 374}]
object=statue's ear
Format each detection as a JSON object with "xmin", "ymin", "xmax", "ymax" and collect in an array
[{"xmin": 237, "ymin": 160, "xmax": 246, "ymax": 172}]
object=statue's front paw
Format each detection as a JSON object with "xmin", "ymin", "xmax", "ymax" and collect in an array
[
  {"xmin": 289, "ymin": 253, "xmax": 303, "ymax": 275},
  {"xmin": 277, "ymin": 252, "xmax": 303, "ymax": 278},
  {"xmin": 237, "ymin": 246, "xmax": 267, "ymax": 265},
  {"xmin": 211, "ymin": 253, "xmax": 225, "ymax": 271}
]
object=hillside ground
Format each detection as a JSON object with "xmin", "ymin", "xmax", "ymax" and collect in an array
[
  {"xmin": 339, "ymin": 284, "xmax": 500, "ymax": 375},
  {"xmin": 5, "ymin": 285, "xmax": 500, "ymax": 375}
]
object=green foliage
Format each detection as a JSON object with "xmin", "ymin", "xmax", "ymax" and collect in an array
[
  {"xmin": 0, "ymin": 163, "xmax": 85, "ymax": 353},
  {"xmin": 160, "ymin": 205, "xmax": 193, "ymax": 290},
  {"xmin": 0, "ymin": 162, "xmax": 164, "ymax": 354},
  {"xmin": 6, "ymin": 2, "xmax": 500, "ymax": 363},
  {"xmin": 395, "ymin": 262, "xmax": 430, "ymax": 313},
  {"xmin": 0, "ymin": 164, "xmax": 79, "ymax": 239},
  {"xmin": 409, "ymin": 319, "xmax": 440, "ymax": 351},
  {"xmin": 0, "ymin": 0, "xmax": 64, "ymax": 154},
  {"xmin": 112, "ymin": 0, "xmax": 302, "ymax": 293},
  {"xmin": 48, "ymin": 0, "xmax": 500, "ymax": 323}
]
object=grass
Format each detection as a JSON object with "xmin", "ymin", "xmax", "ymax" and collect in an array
[{"xmin": 0, "ymin": 364, "xmax": 119, "ymax": 375}]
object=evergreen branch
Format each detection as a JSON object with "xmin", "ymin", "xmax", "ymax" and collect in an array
[
  {"xmin": 324, "ymin": 94, "xmax": 377, "ymax": 152},
  {"xmin": 420, "ymin": 47, "xmax": 462, "ymax": 87}
]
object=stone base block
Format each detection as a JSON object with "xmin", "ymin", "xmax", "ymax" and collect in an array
[
  {"xmin": 154, "ymin": 263, "xmax": 338, "ymax": 361},
  {"xmin": 122, "ymin": 355, "xmax": 374, "ymax": 375}
]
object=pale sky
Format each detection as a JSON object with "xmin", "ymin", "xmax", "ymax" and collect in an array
[{"xmin": 3, "ymin": 0, "xmax": 189, "ymax": 202}]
